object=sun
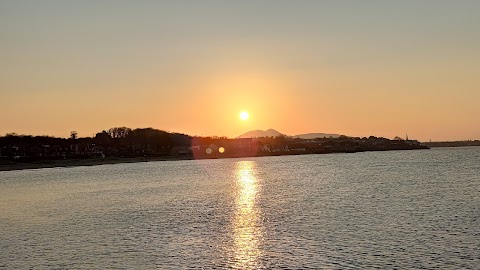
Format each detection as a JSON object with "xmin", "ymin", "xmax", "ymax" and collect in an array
[{"xmin": 240, "ymin": 111, "xmax": 249, "ymax": 121}]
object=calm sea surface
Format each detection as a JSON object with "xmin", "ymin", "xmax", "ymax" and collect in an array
[{"xmin": 1, "ymin": 147, "xmax": 479, "ymax": 269}]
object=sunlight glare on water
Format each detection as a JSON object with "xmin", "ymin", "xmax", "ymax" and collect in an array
[{"xmin": 232, "ymin": 161, "xmax": 263, "ymax": 269}]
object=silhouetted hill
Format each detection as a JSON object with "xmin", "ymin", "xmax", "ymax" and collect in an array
[
  {"xmin": 237, "ymin": 129, "xmax": 342, "ymax": 139},
  {"xmin": 294, "ymin": 133, "xmax": 341, "ymax": 139},
  {"xmin": 237, "ymin": 129, "xmax": 285, "ymax": 138}
]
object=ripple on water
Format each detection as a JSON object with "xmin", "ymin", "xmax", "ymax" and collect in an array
[{"xmin": 0, "ymin": 147, "xmax": 479, "ymax": 269}]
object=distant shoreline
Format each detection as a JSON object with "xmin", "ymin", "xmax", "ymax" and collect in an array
[
  {"xmin": 0, "ymin": 127, "xmax": 433, "ymax": 171},
  {"xmin": 423, "ymin": 141, "xmax": 480, "ymax": 148},
  {"xmin": 0, "ymin": 156, "xmax": 194, "ymax": 172},
  {"xmin": 0, "ymin": 148, "xmax": 434, "ymax": 172}
]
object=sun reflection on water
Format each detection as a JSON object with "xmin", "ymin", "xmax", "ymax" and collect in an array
[{"xmin": 232, "ymin": 161, "xmax": 263, "ymax": 269}]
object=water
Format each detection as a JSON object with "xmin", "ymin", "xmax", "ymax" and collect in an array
[{"xmin": 1, "ymin": 147, "xmax": 479, "ymax": 269}]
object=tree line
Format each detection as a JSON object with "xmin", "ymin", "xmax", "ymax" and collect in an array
[{"xmin": 0, "ymin": 127, "xmax": 192, "ymax": 159}]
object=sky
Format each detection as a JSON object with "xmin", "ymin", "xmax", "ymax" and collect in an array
[{"xmin": 1, "ymin": 1, "xmax": 479, "ymax": 141}]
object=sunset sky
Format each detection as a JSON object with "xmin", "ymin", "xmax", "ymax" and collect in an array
[{"xmin": 1, "ymin": 1, "xmax": 479, "ymax": 141}]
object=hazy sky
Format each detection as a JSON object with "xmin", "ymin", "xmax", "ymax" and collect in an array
[{"xmin": 1, "ymin": 1, "xmax": 479, "ymax": 141}]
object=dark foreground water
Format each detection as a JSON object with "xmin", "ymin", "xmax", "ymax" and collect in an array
[{"xmin": 1, "ymin": 147, "xmax": 479, "ymax": 269}]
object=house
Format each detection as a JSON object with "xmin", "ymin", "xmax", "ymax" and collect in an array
[
  {"xmin": 190, "ymin": 145, "xmax": 201, "ymax": 151},
  {"xmin": 260, "ymin": 144, "xmax": 271, "ymax": 152},
  {"xmin": 170, "ymin": 146, "xmax": 190, "ymax": 155}
]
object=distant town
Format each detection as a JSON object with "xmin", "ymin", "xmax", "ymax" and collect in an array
[{"xmin": 0, "ymin": 127, "xmax": 438, "ymax": 171}]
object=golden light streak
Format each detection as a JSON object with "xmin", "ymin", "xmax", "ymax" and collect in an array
[{"xmin": 231, "ymin": 161, "xmax": 263, "ymax": 269}]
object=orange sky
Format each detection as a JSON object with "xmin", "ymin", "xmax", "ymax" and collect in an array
[{"xmin": 1, "ymin": 1, "xmax": 479, "ymax": 141}]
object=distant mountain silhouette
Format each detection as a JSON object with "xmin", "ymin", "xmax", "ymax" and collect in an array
[
  {"xmin": 237, "ymin": 129, "xmax": 342, "ymax": 139},
  {"xmin": 294, "ymin": 133, "xmax": 341, "ymax": 139},
  {"xmin": 237, "ymin": 129, "xmax": 285, "ymax": 138}
]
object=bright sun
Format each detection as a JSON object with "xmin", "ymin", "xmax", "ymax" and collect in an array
[{"xmin": 240, "ymin": 111, "xmax": 249, "ymax": 121}]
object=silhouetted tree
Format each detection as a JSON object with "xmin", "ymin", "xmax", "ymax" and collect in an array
[
  {"xmin": 107, "ymin": 127, "xmax": 131, "ymax": 139},
  {"xmin": 94, "ymin": 130, "xmax": 111, "ymax": 145},
  {"xmin": 70, "ymin": 131, "xmax": 78, "ymax": 140}
]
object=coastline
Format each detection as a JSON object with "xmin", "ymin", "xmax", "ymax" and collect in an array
[
  {"xmin": 0, "ymin": 156, "xmax": 193, "ymax": 172},
  {"xmin": 0, "ymin": 148, "xmax": 432, "ymax": 172}
]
